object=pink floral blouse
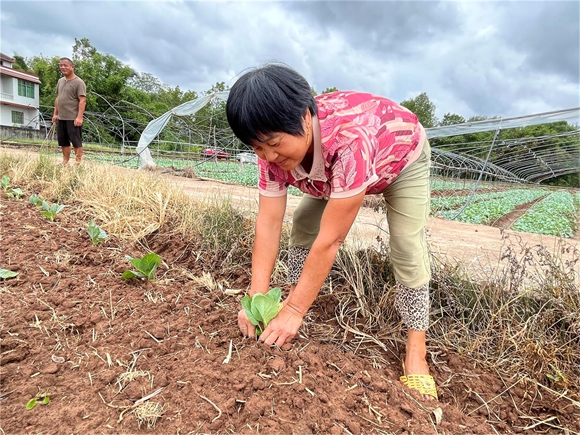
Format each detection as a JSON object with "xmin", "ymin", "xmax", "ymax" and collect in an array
[{"xmin": 258, "ymin": 91, "xmax": 426, "ymax": 199}]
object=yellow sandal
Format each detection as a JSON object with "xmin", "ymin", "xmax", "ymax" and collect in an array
[{"xmin": 400, "ymin": 363, "xmax": 438, "ymax": 400}]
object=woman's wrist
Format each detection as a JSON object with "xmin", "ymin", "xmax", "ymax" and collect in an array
[{"xmin": 284, "ymin": 299, "xmax": 309, "ymax": 317}]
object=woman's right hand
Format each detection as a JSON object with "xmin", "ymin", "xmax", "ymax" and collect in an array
[{"xmin": 238, "ymin": 308, "xmax": 256, "ymax": 338}]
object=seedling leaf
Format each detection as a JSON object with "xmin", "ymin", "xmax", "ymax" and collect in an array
[
  {"xmin": 87, "ymin": 220, "xmax": 108, "ymax": 245},
  {"xmin": 241, "ymin": 287, "xmax": 283, "ymax": 336},
  {"xmin": 122, "ymin": 253, "xmax": 162, "ymax": 280},
  {"xmin": 30, "ymin": 194, "xmax": 43, "ymax": 207},
  {"xmin": 1, "ymin": 175, "xmax": 10, "ymax": 190},
  {"xmin": 265, "ymin": 286, "xmax": 281, "ymax": 303},
  {"xmin": 26, "ymin": 399, "xmax": 37, "ymax": 410},
  {"xmin": 241, "ymin": 296, "xmax": 259, "ymax": 326},
  {"xmin": 253, "ymin": 294, "xmax": 281, "ymax": 326},
  {"xmin": 0, "ymin": 269, "xmax": 18, "ymax": 279},
  {"xmin": 6, "ymin": 188, "xmax": 23, "ymax": 199},
  {"xmin": 41, "ymin": 396, "xmax": 50, "ymax": 405},
  {"xmin": 40, "ymin": 200, "xmax": 65, "ymax": 221},
  {"xmin": 122, "ymin": 270, "xmax": 141, "ymax": 280}
]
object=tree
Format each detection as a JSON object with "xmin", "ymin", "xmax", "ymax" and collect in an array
[
  {"xmin": 321, "ymin": 87, "xmax": 339, "ymax": 94},
  {"xmin": 128, "ymin": 72, "xmax": 163, "ymax": 95},
  {"xmin": 400, "ymin": 92, "xmax": 438, "ymax": 128},
  {"xmin": 440, "ymin": 113, "xmax": 466, "ymax": 126},
  {"xmin": 28, "ymin": 55, "xmax": 61, "ymax": 107},
  {"xmin": 12, "ymin": 54, "xmax": 31, "ymax": 72}
]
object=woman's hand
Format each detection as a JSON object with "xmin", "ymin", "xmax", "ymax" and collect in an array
[
  {"xmin": 259, "ymin": 304, "xmax": 304, "ymax": 347},
  {"xmin": 238, "ymin": 308, "xmax": 256, "ymax": 338}
]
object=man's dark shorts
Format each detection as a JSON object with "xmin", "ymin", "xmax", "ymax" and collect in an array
[{"xmin": 57, "ymin": 120, "xmax": 83, "ymax": 148}]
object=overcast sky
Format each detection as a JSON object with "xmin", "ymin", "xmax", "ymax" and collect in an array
[{"xmin": 1, "ymin": 0, "xmax": 579, "ymax": 120}]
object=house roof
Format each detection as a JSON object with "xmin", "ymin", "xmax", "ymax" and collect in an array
[
  {"xmin": 0, "ymin": 53, "xmax": 15, "ymax": 63},
  {"xmin": 1, "ymin": 100, "xmax": 39, "ymax": 110},
  {"xmin": 0, "ymin": 65, "xmax": 41, "ymax": 84}
]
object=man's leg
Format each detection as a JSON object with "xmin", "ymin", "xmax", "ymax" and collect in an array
[
  {"xmin": 68, "ymin": 123, "xmax": 83, "ymax": 165},
  {"xmin": 57, "ymin": 120, "xmax": 72, "ymax": 164},
  {"xmin": 61, "ymin": 146, "xmax": 72, "ymax": 164},
  {"xmin": 74, "ymin": 147, "xmax": 83, "ymax": 164}
]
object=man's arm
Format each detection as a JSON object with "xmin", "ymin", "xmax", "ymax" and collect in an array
[
  {"xmin": 74, "ymin": 95, "xmax": 86, "ymax": 127},
  {"xmin": 52, "ymin": 97, "xmax": 59, "ymax": 124}
]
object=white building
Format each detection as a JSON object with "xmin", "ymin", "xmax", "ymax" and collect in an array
[{"xmin": 0, "ymin": 53, "xmax": 41, "ymax": 130}]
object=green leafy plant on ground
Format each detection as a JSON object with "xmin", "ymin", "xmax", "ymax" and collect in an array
[
  {"xmin": 26, "ymin": 393, "xmax": 50, "ymax": 410},
  {"xmin": 1, "ymin": 174, "xmax": 10, "ymax": 190},
  {"xmin": 241, "ymin": 287, "xmax": 284, "ymax": 336},
  {"xmin": 1, "ymin": 175, "xmax": 23, "ymax": 198},
  {"xmin": 86, "ymin": 220, "xmax": 108, "ymax": 245},
  {"xmin": 29, "ymin": 194, "xmax": 43, "ymax": 207},
  {"xmin": 0, "ymin": 269, "xmax": 18, "ymax": 279},
  {"xmin": 40, "ymin": 200, "xmax": 65, "ymax": 221},
  {"xmin": 122, "ymin": 253, "xmax": 162, "ymax": 280},
  {"xmin": 6, "ymin": 187, "xmax": 23, "ymax": 199}
]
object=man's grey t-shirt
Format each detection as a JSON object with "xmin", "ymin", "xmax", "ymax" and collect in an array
[{"xmin": 56, "ymin": 76, "xmax": 86, "ymax": 120}]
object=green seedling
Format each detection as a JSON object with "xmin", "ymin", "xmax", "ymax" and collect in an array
[
  {"xmin": 1, "ymin": 175, "xmax": 10, "ymax": 190},
  {"xmin": 87, "ymin": 220, "xmax": 108, "ymax": 245},
  {"xmin": 241, "ymin": 287, "xmax": 283, "ymax": 336},
  {"xmin": 0, "ymin": 269, "xmax": 18, "ymax": 279},
  {"xmin": 122, "ymin": 253, "xmax": 162, "ymax": 281},
  {"xmin": 6, "ymin": 188, "xmax": 23, "ymax": 199},
  {"xmin": 30, "ymin": 194, "xmax": 43, "ymax": 207},
  {"xmin": 40, "ymin": 200, "xmax": 65, "ymax": 221},
  {"xmin": 26, "ymin": 393, "xmax": 50, "ymax": 410}
]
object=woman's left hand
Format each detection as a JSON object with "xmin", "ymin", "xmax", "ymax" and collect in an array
[{"xmin": 259, "ymin": 304, "xmax": 304, "ymax": 347}]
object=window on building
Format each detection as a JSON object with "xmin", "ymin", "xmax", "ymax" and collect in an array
[
  {"xmin": 17, "ymin": 79, "xmax": 34, "ymax": 98},
  {"xmin": 11, "ymin": 111, "xmax": 24, "ymax": 124}
]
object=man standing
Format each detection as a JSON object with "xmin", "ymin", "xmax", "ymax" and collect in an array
[{"xmin": 52, "ymin": 57, "xmax": 86, "ymax": 165}]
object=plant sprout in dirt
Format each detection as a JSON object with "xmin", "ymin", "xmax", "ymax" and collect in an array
[
  {"xmin": 26, "ymin": 392, "xmax": 50, "ymax": 411},
  {"xmin": 1, "ymin": 174, "xmax": 10, "ymax": 190},
  {"xmin": 0, "ymin": 269, "xmax": 19, "ymax": 279},
  {"xmin": 86, "ymin": 220, "xmax": 108, "ymax": 246},
  {"xmin": 241, "ymin": 287, "xmax": 284, "ymax": 335},
  {"xmin": 29, "ymin": 194, "xmax": 43, "ymax": 207},
  {"xmin": 122, "ymin": 253, "xmax": 162, "ymax": 281},
  {"xmin": 40, "ymin": 200, "xmax": 65, "ymax": 222},
  {"xmin": 6, "ymin": 187, "xmax": 23, "ymax": 199}
]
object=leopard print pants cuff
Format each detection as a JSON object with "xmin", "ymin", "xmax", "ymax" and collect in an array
[
  {"xmin": 394, "ymin": 282, "xmax": 430, "ymax": 331},
  {"xmin": 287, "ymin": 246, "xmax": 311, "ymax": 284}
]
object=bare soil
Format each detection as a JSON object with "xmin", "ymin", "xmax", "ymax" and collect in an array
[{"xmin": 1, "ymin": 146, "xmax": 579, "ymax": 434}]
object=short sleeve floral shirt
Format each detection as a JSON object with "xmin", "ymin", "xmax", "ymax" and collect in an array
[{"xmin": 258, "ymin": 91, "xmax": 426, "ymax": 199}]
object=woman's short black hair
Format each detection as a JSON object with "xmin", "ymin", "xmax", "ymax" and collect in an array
[{"xmin": 226, "ymin": 63, "xmax": 318, "ymax": 146}]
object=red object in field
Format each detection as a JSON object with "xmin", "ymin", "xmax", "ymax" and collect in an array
[{"xmin": 202, "ymin": 148, "xmax": 230, "ymax": 159}]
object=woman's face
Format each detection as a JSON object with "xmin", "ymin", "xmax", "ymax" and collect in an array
[{"xmin": 251, "ymin": 113, "xmax": 313, "ymax": 171}]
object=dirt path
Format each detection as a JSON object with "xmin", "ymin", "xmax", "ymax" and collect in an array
[{"xmin": 162, "ymin": 173, "xmax": 579, "ymax": 286}]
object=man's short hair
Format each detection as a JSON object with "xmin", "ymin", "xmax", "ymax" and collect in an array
[{"xmin": 59, "ymin": 57, "xmax": 74, "ymax": 66}]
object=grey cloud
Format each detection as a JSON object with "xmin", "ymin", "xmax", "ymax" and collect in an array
[
  {"xmin": 494, "ymin": 1, "xmax": 579, "ymax": 82},
  {"xmin": 0, "ymin": 0, "xmax": 578, "ymax": 119},
  {"xmin": 280, "ymin": 1, "xmax": 461, "ymax": 54}
]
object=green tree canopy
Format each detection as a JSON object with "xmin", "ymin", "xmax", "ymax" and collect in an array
[{"xmin": 400, "ymin": 92, "xmax": 438, "ymax": 128}]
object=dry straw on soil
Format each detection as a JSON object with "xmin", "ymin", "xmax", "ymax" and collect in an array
[{"xmin": 2, "ymin": 151, "xmax": 579, "ymax": 430}]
